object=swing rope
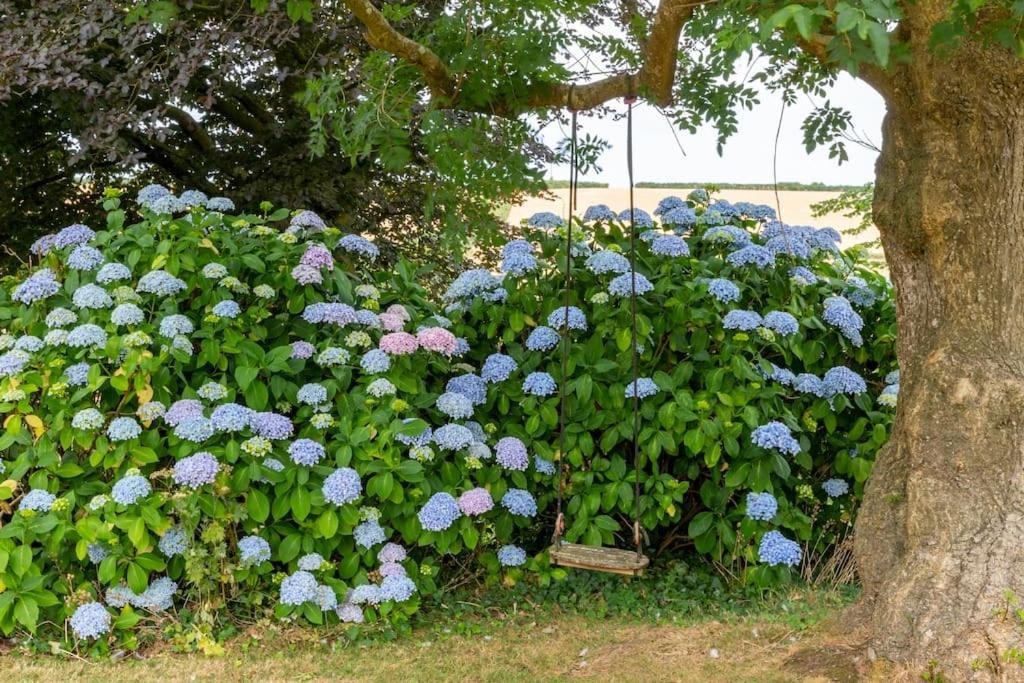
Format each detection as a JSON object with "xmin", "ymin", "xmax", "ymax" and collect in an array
[{"xmin": 552, "ymin": 89, "xmax": 645, "ymax": 564}]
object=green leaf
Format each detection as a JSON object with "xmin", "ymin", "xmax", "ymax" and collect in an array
[
  {"xmin": 290, "ymin": 486, "xmax": 312, "ymax": 522},
  {"xmin": 247, "ymin": 489, "xmax": 270, "ymax": 523}
]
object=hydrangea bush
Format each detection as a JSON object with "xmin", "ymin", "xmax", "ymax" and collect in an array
[
  {"xmin": 445, "ymin": 190, "xmax": 897, "ymax": 584},
  {"xmin": 0, "ymin": 188, "xmax": 546, "ymax": 649}
]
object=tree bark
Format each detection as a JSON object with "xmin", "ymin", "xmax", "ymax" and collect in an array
[{"xmin": 853, "ymin": 23, "xmax": 1024, "ymax": 676}]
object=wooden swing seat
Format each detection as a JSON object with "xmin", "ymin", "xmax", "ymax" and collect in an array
[{"xmin": 548, "ymin": 541, "xmax": 649, "ymax": 576}]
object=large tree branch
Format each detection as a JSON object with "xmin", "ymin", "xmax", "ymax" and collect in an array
[
  {"xmin": 799, "ymin": 33, "xmax": 893, "ymax": 98},
  {"xmin": 343, "ymin": 0, "xmax": 699, "ymax": 112}
]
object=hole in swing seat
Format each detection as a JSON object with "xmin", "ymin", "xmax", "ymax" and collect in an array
[{"xmin": 548, "ymin": 542, "xmax": 650, "ymax": 576}]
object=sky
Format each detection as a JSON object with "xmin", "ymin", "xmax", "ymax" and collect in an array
[{"xmin": 539, "ymin": 73, "xmax": 886, "ymax": 188}]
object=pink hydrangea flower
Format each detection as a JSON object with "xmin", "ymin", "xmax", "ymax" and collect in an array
[
  {"xmin": 300, "ymin": 243, "xmax": 334, "ymax": 271},
  {"xmin": 457, "ymin": 487, "xmax": 494, "ymax": 516},
  {"xmin": 379, "ymin": 332, "xmax": 419, "ymax": 355},
  {"xmin": 291, "ymin": 264, "xmax": 323, "ymax": 285},
  {"xmin": 417, "ymin": 327, "xmax": 457, "ymax": 355},
  {"xmin": 386, "ymin": 304, "xmax": 411, "ymax": 322},
  {"xmin": 379, "ymin": 313, "xmax": 405, "ymax": 331}
]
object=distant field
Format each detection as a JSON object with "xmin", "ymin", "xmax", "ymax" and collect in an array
[{"xmin": 544, "ymin": 180, "xmax": 868, "ymax": 192}]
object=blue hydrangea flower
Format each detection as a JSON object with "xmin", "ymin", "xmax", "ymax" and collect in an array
[
  {"xmin": 354, "ymin": 520, "xmax": 386, "ymax": 548},
  {"xmin": 43, "ymin": 330, "xmax": 67, "ymax": 347},
  {"xmin": 112, "ymin": 475, "xmax": 151, "ymax": 505},
  {"xmin": 768, "ymin": 233, "xmax": 814, "ymax": 259},
  {"xmin": 726, "ymin": 244, "xmax": 775, "ymax": 269},
  {"xmin": 206, "ymin": 196, "xmax": 235, "ymax": 212},
  {"xmin": 87, "ymin": 543, "xmax": 109, "ymax": 564},
  {"xmin": 173, "ymin": 452, "xmax": 220, "ymax": 488},
  {"xmin": 585, "ymin": 250, "xmax": 630, "ymax": 275},
  {"xmin": 625, "ymin": 377, "xmax": 659, "ymax": 399},
  {"xmin": 583, "ymin": 204, "xmax": 616, "ymax": 222},
  {"xmin": 746, "ymin": 492, "xmax": 778, "ymax": 521},
  {"xmin": 349, "ymin": 584, "xmax": 382, "ymax": 606},
  {"xmin": 651, "ymin": 235, "xmax": 690, "ymax": 257},
  {"xmin": 794, "ymin": 373, "xmax": 828, "ymax": 398},
  {"xmin": 768, "ymin": 364, "xmax": 796, "ymax": 387},
  {"xmin": 481, "ymin": 353, "xmax": 518, "ymax": 383},
  {"xmin": 174, "ymin": 416, "xmax": 215, "ymax": 443},
  {"xmin": 395, "ymin": 420, "xmax": 432, "ymax": 447},
  {"xmin": 547, "ymin": 306, "xmax": 587, "ymax": 331},
  {"xmin": 735, "ymin": 202, "xmax": 777, "ymax": 221},
  {"xmin": 297, "ymin": 383, "xmax": 328, "ymax": 406},
  {"xmin": 19, "ymin": 488, "xmax": 56, "ymax": 512},
  {"xmin": 339, "ymin": 234, "xmax": 380, "ymax": 260},
  {"xmin": 495, "ymin": 436, "xmax": 529, "ymax": 470},
  {"xmin": 433, "ymin": 424, "xmax": 474, "ymax": 451},
  {"xmin": 762, "ymin": 311, "xmax": 799, "ymax": 336},
  {"xmin": 45, "ymin": 307, "xmax": 78, "ymax": 328},
  {"xmin": 159, "ymin": 526, "xmax": 189, "ymax": 557},
  {"xmin": 367, "ymin": 378, "xmax": 396, "ymax": 397},
  {"xmin": 527, "ymin": 211, "xmax": 564, "ymax": 229},
  {"xmin": 884, "ymin": 369, "xmax": 900, "ymax": 385},
  {"xmin": 436, "ymin": 392, "xmax": 474, "ymax": 420},
  {"xmin": 250, "ymin": 412, "xmax": 293, "ymax": 439},
  {"xmin": 1, "ymin": 350, "xmax": 31, "ymax": 379},
  {"xmin": 823, "ymin": 478, "xmax": 850, "ymax": 497},
  {"xmin": 280, "ymin": 570, "xmax": 319, "ymax": 606},
  {"xmin": 608, "ymin": 272, "xmax": 654, "ymax": 297},
  {"xmin": 54, "ymin": 223, "xmax": 95, "ymax": 248},
  {"xmin": 158, "ymin": 314, "xmax": 193, "ymax": 339},
  {"xmin": 67, "ymin": 323, "xmax": 108, "ymax": 349},
  {"xmin": 500, "ymin": 252, "xmax": 537, "ymax": 276},
  {"xmin": 212, "ymin": 300, "xmax": 241, "ymax": 319},
  {"xmin": 290, "ymin": 210, "xmax": 326, "ymax": 231},
  {"xmin": 751, "ymin": 422, "xmax": 801, "ymax": 456},
  {"xmin": 446, "ymin": 373, "xmax": 487, "ymax": 405},
  {"xmin": 661, "ymin": 206, "xmax": 698, "ymax": 230},
  {"xmin": 654, "ymin": 195, "xmax": 685, "ymax": 215},
  {"xmin": 239, "ymin": 535, "xmax": 272, "ymax": 566},
  {"xmin": 323, "ymin": 468, "xmax": 362, "ymax": 505},
  {"xmin": 64, "ymin": 362, "xmax": 90, "ymax": 386},
  {"xmin": 822, "ymin": 296, "xmax": 864, "ymax": 346},
  {"xmin": 444, "ymin": 269, "xmax": 505, "ymax": 304},
  {"xmin": 379, "ymin": 575, "xmax": 417, "ymax": 602},
  {"xmin": 501, "ymin": 239, "xmax": 533, "ymax": 258},
  {"xmin": 12, "ymin": 268, "xmax": 61, "ymax": 305},
  {"xmin": 298, "ymin": 553, "xmax": 324, "ymax": 571},
  {"xmin": 617, "ymin": 208, "xmax": 653, "ymax": 228},
  {"xmin": 70, "ymin": 602, "xmax": 111, "ymax": 640},
  {"xmin": 705, "ymin": 278, "xmax": 740, "ymax": 304},
  {"xmin": 315, "ymin": 585, "xmax": 338, "ymax": 611},
  {"xmin": 758, "ymin": 530, "xmax": 802, "ymax": 567},
  {"xmin": 71, "ymin": 408, "xmax": 105, "ymax": 430},
  {"xmin": 501, "ymin": 489, "xmax": 537, "ymax": 517},
  {"xmin": 66, "ymin": 245, "xmax": 105, "ymax": 271},
  {"xmin": 359, "ymin": 349, "xmax": 391, "ymax": 375},
  {"xmin": 845, "ymin": 276, "xmax": 877, "ymax": 308},
  {"xmin": 418, "ymin": 492, "xmax": 462, "ymax": 531},
  {"xmin": 722, "ymin": 310, "xmax": 762, "ymax": 331},
  {"xmin": 137, "ymin": 269, "xmax": 187, "ymax": 296},
  {"xmin": 14, "ymin": 335, "xmax": 42, "ymax": 353},
  {"xmin": 196, "ymin": 382, "xmax": 228, "ymax": 402},
  {"xmin": 288, "ymin": 438, "xmax": 325, "ymax": 466},
  {"xmin": 210, "ymin": 403, "xmax": 252, "ymax": 432},
  {"xmin": 790, "ymin": 266, "xmax": 818, "ymax": 286},
  {"xmin": 522, "ymin": 372, "xmax": 556, "ymax": 397},
  {"xmin": 179, "ymin": 189, "xmax": 208, "ymax": 207},
  {"xmin": 72, "ymin": 284, "xmax": 113, "ymax": 310},
  {"xmin": 111, "ymin": 303, "xmax": 145, "ymax": 326},
  {"xmin": 107, "ymin": 417, "xmax": 142, "ymax": 442},
  {"xmin": 497, "ymin": 544, "xmax": 527, "ymax": 567},
  {"xmin": 525, "ymin": 326, "xmax": 560, "ymax": 352},
  {"xmin": 822, "ymin": 366, "xmax": 867, "ymax": 396},
  {"xmin": 702, "ymin": 225, "xmax": 752, "ymax": 247},
  {"xmin": 534, "ymin": 456, "xmax": 556, "ymax": 475},
  {"xmin": 136, "ymin": 184, "xmax": 170, "ymax": 207}
]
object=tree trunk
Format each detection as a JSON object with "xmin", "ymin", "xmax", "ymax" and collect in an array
[{"xmin": 853, "ymin": 19, "xmax": 1024, "ymax": 676}]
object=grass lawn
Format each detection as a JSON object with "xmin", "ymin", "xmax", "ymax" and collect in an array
[{"xmin": 3, "ymin": 561, "xmax": 905, "ymax": 682}]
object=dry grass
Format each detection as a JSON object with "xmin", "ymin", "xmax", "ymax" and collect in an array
[{"xmin": 4, "ymin": 612, "xmax": 913, "ymax": 683}]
